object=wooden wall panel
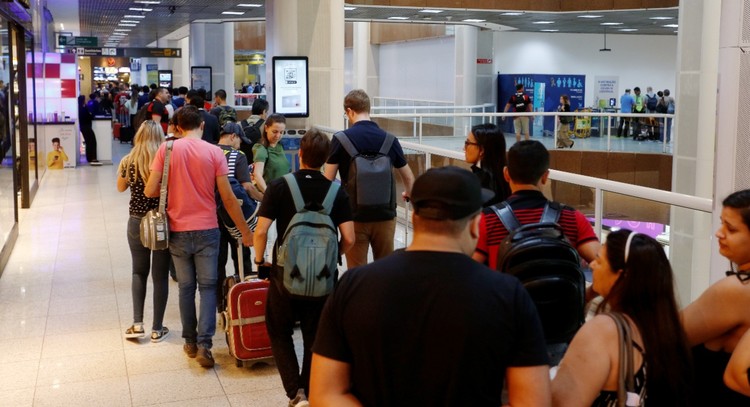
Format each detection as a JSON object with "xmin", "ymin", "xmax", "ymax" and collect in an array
[
  {"xmin": 427, "ymin": 0, "xmax": 463, "ymax": 7},
  {"xmin": 492, "ymin": 0, "xmax": 530, "ymax": 10},
  {"xmin": 526, "ymin": 0, "xmax": 561, "ymax": 12},
  {"xmin": 642, "ymin": 0, "xmax": 679, "ymax": 8},
  {"xmin": 390, "ymin": 0, "xmax": 427, "ymax": 6},
  {"xmin": 370, "ymin": 23, "xmax": 448, "ymax": 44},
  {"xmin": 560, "ymin": 0, "xmax": 614, "ymax": 11},
  {"xmin": 614, "ymin": 0, "xmax": 643, "ymax": 9},
  {"xmin": 234, "ymin": 22, "xmax": 265, "ymax": 51},
  {"xmin": 345, "ymin": 22, "xmax": 353, "ymax": 49}
]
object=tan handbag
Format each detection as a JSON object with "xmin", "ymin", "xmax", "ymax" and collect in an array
[{"xmin": 140, "ymin": 140, "xmax": 173, "ymax": 250}]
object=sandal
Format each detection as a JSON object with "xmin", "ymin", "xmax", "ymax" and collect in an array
[
  {"xmin": 125, "ymin": 324, "xmax": 145, "ymax": 339},
  {"xmin": 151, "ymin": 326, "xmax": 170, "ymax": 343}
]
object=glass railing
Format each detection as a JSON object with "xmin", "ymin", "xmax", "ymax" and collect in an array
[{"xmin": 370, "ymin": 111, "xmax": 676, "ymax": 155}]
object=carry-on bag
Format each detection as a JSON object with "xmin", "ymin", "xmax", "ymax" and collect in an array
[
  {"xmin": 119, "ymin": 126, "xmax": 135, "ymax": 144},
  {"xmin": 221, "ymin": 236, "xmax": 273, "ymax": 366}
]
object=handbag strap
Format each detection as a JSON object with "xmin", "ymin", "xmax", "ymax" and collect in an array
[
  {"xmin": 157, "ymin": 140, "xmax": 174, "ymax": 214},
  {"xmin": 605, "ymin": 312, "xmax": 638, "ymax": 407}
]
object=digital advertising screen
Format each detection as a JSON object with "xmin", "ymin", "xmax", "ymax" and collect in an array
[{"xmin": 272, "ymin": 56, "xmax": 309, "ymax": 117}]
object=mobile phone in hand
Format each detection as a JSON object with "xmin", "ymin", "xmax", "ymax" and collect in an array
[{"xmin": 257, "ymin": 264, "xmax": 271, "ymax": 280}]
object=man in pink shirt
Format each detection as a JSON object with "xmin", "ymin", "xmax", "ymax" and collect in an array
[{"xmin": 146, "ymin": 106, "xmax": 252, "ymax": 368}]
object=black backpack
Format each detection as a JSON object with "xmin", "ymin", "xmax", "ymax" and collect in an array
[
  {"xmin": 240, "ymin": 118, "xmax": 264, "ymax": 159},
  {"xmin": 646, "ymin": 94, "xmax": 658, "ymax": 111},
  {"xmin": 334, "ymin": 131, "xmax": 396, "ymax": 221},
  {"xmin": 513, "ymin": 93, "xmax": 529, "ymax": 112},
  {"xmin": 132, "ymin": 102, "xmax": 153, "ymax": 132},
  {"xmin": 491, "ymin": 201, "xmax": 585, "ymax": 344}
]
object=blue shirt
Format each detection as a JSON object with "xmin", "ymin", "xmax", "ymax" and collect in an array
[{"xmin": 620, "ymin": 93, "xmax": 635, "ymax": 113}]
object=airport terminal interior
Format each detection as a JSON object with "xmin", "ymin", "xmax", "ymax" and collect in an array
[{"xmin": 1, "ymin": 0, "xmax": 748, "ymax": 405}]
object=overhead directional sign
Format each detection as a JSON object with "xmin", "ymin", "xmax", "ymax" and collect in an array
[
  {"xmin": 64, "ymin": 47, "xmax": 182, "ymax": 58},
  {"xmin": 58, "ymin": 36, "xmax": 98, "ymax": 47}
]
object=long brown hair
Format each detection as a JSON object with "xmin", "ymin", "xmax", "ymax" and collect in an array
[{"xmin": 599, "ymin": 229, "xmax": 693, "ymax": 406}]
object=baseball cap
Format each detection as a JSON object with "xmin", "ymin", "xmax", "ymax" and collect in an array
[{"xmin": 411, "ymin": 166, "xmax": 495, "ymax": 220}]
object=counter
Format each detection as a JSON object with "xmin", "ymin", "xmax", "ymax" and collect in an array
[{"xmin": 92, "ymin": 118, "xmax": 113, "ymax": 165}]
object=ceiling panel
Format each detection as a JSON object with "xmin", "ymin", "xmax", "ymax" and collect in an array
[{"xmin": 51, "ymin": 0, "xmax": 678, "ymax": 49}]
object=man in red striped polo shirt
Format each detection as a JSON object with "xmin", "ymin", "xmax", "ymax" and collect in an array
[{"xmin": 473, "ymin": 140, "xmax": 600, "ymax": 269}]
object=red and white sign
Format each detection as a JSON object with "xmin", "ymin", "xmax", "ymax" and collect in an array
[{"xmin": 476, "ymin": 58, "xmax": 493, "ymax": 64}]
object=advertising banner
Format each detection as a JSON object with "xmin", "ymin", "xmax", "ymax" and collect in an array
[
  {"xmin": 498, "ymin": 74, "xmax": 585, "ymax": 136},
  {"xmin": 594, "ymin": 76, "xmax": 619, "ymax": 109}
]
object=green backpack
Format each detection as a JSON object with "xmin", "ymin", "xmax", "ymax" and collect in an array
[
  {"xmin": 276, "ymin": 173, "xmax": 340, "ymax": 298},
  {"xmin": 218, "ymin": 106, "xmax": 237, "ymax": 126}
]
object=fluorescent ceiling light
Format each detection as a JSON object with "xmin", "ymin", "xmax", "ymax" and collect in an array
[
  {"xmin": 650, "ymin": 16, "xmax": 673, "ymax": 20},
  {"xmin": 118, "ymin": 23, "xmax": 137, "ymax": 27},
  {"xmin": 578, "ymin": 15, "xmax": 602, "ymax": 18},
  {"xmin": 121, "ymin": 20, "xmax": 140, "ymax": 24},
  {"xmin": 500, "ymin": 12, "xmax": 523, "ymax": 16},
  {"xmin": 134, "ymin": 0, "xmax": 160, "ymax": 4},
  {"xmin": 114, "ymin": 28, "xmax": 131, "ymax": 32},
  {"xmin": 344, "ymin": 7, "xmax": 356, "ymax": 11},
  {"xmin": 533, "ymin": 21, "xmax": 555, "ymax": 24},
  {"xmin": 463, "ymin": 19, "xmax": 485, "ymax": 23},
  {"xmin": 541, "ymin": 29, "xmax": 559, "ymax": 32},
  {"xmin": 618, "ymin": 28, "xmax": 638, "ymax": 32},
  {"xmin": 123, "ymin": 15, "xmax": 146, "ymax": 18},
  {"xmin": 420, "ymin": 9, "xmax": 443, "ymax": 14},
  {"xmin": 238, "ymin": 3, "xmax": 262, "ymax": 7},
  {"xmin": 663, "ymin": 24, "xmax": 679, "ymax": 28},
  {"xmin": 600, "ymin": 22, "xmax": 623, "ymax": 26},
  {"xmin": 129, "ymin": 7, "xmax": 152, "ymax": 11},
  {"xmin": 222, "ymin": 11, "xmax": 245, "ymax": 15},
  {"xmin": 388, "ymin": 16, "xmax": 409, "ymax": 20}
]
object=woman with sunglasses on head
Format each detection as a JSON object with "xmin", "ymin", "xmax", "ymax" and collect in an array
[
  {"xmin": 116, "ymin": 120, "xmax": 171, "ymax": 343},
  {"xmin": 463, "ymin": 123, "xmax": 511, "ymax": 207},
  {"xmin": 252, "ymin": 113, "xmax": 291, "ymax": 196},
  {"xmin": 552, "ymin": 229, "xmax": 693, "ymax": 406},
  {"xmin": 682, "ymin": 189, "xmax": 750, "ymax": 405}
]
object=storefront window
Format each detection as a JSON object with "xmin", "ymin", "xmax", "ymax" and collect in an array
[{"xmin": 0, "ymin": 17, "xmax": 16, "ymax": 249}]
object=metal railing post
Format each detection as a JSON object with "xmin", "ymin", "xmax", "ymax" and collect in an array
[
  {"xmin": 553, "ymin": 114, "xmax": 559, "ymax": 148},
  {"xmin": 419, "ymin": 116, "xmax": 423, "ymax": 144},
  {"xmin": 594, "ymin": 187, "xmax": 604, "ymax": 239}
]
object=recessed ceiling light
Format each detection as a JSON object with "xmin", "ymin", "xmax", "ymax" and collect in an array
[
  {"xmin": 533, "ymin": 21, "xmax": 555, "ymax": 24},
  {"xmin": 114, "ymin": 29, "xmax": 131, "ymax": 32},
  {"xmin": 500, "ymin": 12, "xmax": 523, "ymax": 16},
  {"xmin": 618, "ymin": 28, "xmax": 638, "ymax": 32},
  {"xmin": 344, "ymin": 7, "xmax": 356, "ymax": 11},
  {"xmin": 663, "ymin": 24, "xmax": 679, "ymax": 28},
  {"xmin": 118, "ymin": 23, "xmax": 137, "ymax": 27},
  {"xmin": 650, "ymin": 16, "xmax": 673, "ymax": 20},
  {"xmin": 578, "ymin": 15, "xmax": 602, "ymax": 18},
  {"xmin": 463, "ymin": 19, "xmax": 485, "ymax": 23},
  {"xmin": 600, "ymin": 22, "xmax": 623, "ymax": 26},
  {"xmin": 121, "ymin": 20, "xmax": 140, "ymax": 24},
  {"xmin": 129, "ymin": 7, "xmax": 152, "ymax": 12},
  {"xmin": 541, "ymin": 29, "xmax": 559, "ymax": 32},
  {"xmin": 123, "ymin": 15, "xmax": 146, "ymax": 18},
  {"xmin": 420, "ymin": 9, "xmax": 443, "ymax": 14},
  {"xmin": 222, "ymin": 11, "xmax": 245, "ymax": 15},
  {"xmin": 238, "ymin": 3, "xmax": 262, "ymax": 7},
  {"xmin": 388, "ymin": 16, "xmax": 409, "ymax": 20},
  {"xmin": 134, "ymin": 0, "xmax": 160, "ymax": 4}
]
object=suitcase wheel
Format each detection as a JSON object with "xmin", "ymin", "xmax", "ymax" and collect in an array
[{"xmin": 235, "ymin": 359, "xmax": 243, "ymax": 368}]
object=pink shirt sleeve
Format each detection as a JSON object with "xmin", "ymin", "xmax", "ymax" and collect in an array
[
  {"xmin": 212, "ymin": 146, "xmax": 229, "ymax": 177},
  {"xmin": 150, "ymin": 143, "xmax": 166, "ymax": 173}
]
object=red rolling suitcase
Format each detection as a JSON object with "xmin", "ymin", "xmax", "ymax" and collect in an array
[
  {"xmin": 113, "ymin": 122, "xmax": 122, "ymax": 139},
  {"xmin": 221, "ymin": 243, "xmax": 273, "ymax": 367}
]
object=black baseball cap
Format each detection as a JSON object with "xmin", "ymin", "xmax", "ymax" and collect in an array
[{"xmin": 411, "ymin": 166, "xmax": 495, "ymax": 220}]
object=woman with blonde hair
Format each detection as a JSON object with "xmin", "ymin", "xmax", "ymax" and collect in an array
[{"xmin": 117, "ymin": 120, "xmax": 171, "ymax": 342}]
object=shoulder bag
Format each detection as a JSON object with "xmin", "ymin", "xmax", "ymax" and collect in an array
[
  {"xmin": 605, "ymin": 312, "xmax": 646, "ymax": 407},
  {"xmin": 140, "ymin": 140, "xmax": 173, "ymax": 250}
]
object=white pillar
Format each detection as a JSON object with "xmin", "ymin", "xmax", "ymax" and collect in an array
[
  {"xmin": 189, "ymin": 22, "xmax": 235, "ymax": 102},
  {"xmin": 352, "ymin": 22, "xmax": 379, "ymax": 96},
  {"xmin": 266, "ymin": 0, "xmax": 345, "ymax": 129},
  {"xmin": 454, "ymin": 25, "xmax": 478, "ymax": 137},
  {"xmin": 671, "ymin": 0, "xmax": 721, "ymax": 303}
]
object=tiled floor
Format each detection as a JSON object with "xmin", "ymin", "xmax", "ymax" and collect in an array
[{"xmin": 0, "ymin": 146, "xmax": 297, "ymax": 406}]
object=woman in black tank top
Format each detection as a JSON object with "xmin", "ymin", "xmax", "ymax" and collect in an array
[
  {"xmin": 552, "ymin": 229, "xmax": 693, "ymax": 406},
  {"xmin": 683, "ymin": 189, "xmax": 750, "ymax": 405}
]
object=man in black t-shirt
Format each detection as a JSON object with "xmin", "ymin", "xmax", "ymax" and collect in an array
[
  {"xmin": 503, "ymin": 83, "xmax": 533, "ymax": 143},
  {"xmin": 254, "ymin": 128, "xmax": 355, "ymax": 407},
  {"xmin": 311, "ymin": 166, "xmax": 551, "ymax": 407},
  {"xmin": 150, "ymin": 87, "xmax": 171, "ymax": 134}
]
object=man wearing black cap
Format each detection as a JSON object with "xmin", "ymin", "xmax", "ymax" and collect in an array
[{"xmin": 310, "ymin": 166, "xmax": 551, "ymax": 406}]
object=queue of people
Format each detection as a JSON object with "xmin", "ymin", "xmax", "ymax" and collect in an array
[{"xmin": 113, "ymin": 87, "xmax": 743, "ymax": 407}]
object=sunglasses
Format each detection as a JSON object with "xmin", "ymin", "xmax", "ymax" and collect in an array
[{"xmin": 464, "ymin": 139, "xmax": 479, "ymax": 147}]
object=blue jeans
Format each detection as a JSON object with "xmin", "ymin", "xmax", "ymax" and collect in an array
[
  {"xmin": 127, "ymin": 216, "xmax": 170, "ymax": 331},
  {"xmin": 170, "ymin": 228, "xmax": 220, "ymax": 349}
]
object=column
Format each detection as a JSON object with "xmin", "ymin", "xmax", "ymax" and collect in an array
[
  {"xmin": 670, "ymin": 0, "xmax": 721, "ymax": 303},
  {"xmin": 454, "ymin": 25, "xmax": 478, "ymax": 137},
  {"xmin": 266, "ymin": 0, "xmax": 345, "ymax": 129},
  {"xmin": 189, "ymin": 22, "xmax": 235, "ymax": 102},
  {"xmin": 352, "ymin": 21, "xmax": 379, "ymax": 95}
]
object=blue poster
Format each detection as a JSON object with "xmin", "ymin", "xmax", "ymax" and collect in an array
[{"xmin": 498, "ymin": 74, "xmax": 586, "ymax": 137}]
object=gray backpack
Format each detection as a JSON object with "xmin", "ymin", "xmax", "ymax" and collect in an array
[
  {"xmin": 276, "ymin": 173, "xmax": 340, "ymax": 298},
  {"xmin": 334, "ymin": 131, "xmax": 396, "ymax": 221}
]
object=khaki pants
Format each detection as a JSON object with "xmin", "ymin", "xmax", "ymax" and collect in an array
[
  {"xmin": 345, "ymin": 219, "xmax": 396, "ymax": 269},
  {"xmin": 513, "ymin": 117, "xmax": 530, "ymax": 141}
]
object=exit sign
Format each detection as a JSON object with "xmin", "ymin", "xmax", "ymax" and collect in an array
[{"xmin": 476, "ymin": 58, "xmax": 493, "ymax": 64}]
